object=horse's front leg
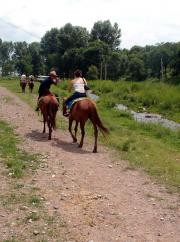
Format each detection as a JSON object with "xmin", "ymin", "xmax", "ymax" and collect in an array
[
  {"xmin": 79, "ymin": 121, "xmax": 85, "ymax": 148},
  {"xmin": 69, "ymin": 118, "xmax": 77, "ymax": 143}
]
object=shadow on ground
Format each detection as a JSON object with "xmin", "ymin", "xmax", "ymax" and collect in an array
[
  {"xmin": 25, "ymin": 130, "xmax": 92, "ymax": 154},
  {"xmin": 52, "ymin": 138, "xmax": 92, "ymax": 154},
  {"xmin": 25, "ymin": 130, "xmax": 50, "ymax": 142}
]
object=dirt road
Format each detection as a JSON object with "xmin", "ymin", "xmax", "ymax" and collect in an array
[{"xmin": 0, "ymin": 86, "xmax": 179, "ymax": 242}]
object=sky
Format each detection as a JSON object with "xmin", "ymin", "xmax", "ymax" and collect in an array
[{"xmin": 0, "ymin": 0, "xmax": 180, "ymax": 49}]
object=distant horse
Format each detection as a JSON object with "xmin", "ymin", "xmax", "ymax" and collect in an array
[
  {"xmin": 28, "ymin": 75, "xmax": 35, "ymax": 93},
  {"xmin": 62, "ymin": 98, "xmax": 109, "ymax": 153},
  {"xmin": 39, "ymin": 93, "xmax": 59, "ymax": 140},
  {"xmin": 28, "ymin": 82, "xmax": 34, "ymax": 93},
  {"xmin": 20, "ymin": 80, "xmax": 27, "ymax": 93}
]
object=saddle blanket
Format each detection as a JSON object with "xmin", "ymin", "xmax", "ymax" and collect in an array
[{"xmin": 70, "ymin": 97, "xmax": 88, "ymax": 109}]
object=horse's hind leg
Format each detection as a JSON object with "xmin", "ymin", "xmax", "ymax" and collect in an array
[
  {"xmin": 73, "ymin": 121, "xmax": 78, "ymax": 143},
  {"xmin": 43, "ymin": 115, "xmax": 46, "ymax": 133},
  {"xmin": 69, "ymin": 118, "xmax": 77, "ymax": 143},
  {"xmin": 92, "ymin": 124, "xmax": 98, "ymax": 153},
  {"xmin": 48, "ymin": 120, "xmax": 52, "ymax": 140},
  {"xmin": 79, "ymin": 121, "xmax": 85, "ymax": 148}
]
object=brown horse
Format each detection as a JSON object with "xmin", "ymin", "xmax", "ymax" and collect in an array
[
  {"xmin": 20, "ymin": 81, "xmax": 27, "ymax": 93},
  {"xmin": 28, "ymin": 82, "xmax": 34, "ymax": 93},
  {"xmin": 39, "ymin": 94, "xmax": 59, "ymax": 140},
  {"xmin": 63, "ymin": 98, "xmax": 109, "ymax": 153}
]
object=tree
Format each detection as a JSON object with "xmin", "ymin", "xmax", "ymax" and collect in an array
[
  {"xmin": 87, "ymin": 65, "xmax": 99, "ymax": 80},
  {"xmin": 29, "ymin": 42, "xmax": 45, "ymax": 75},
  {"xmin": 107, "ymin": 51, "xmax": 128, "ymax": 80},
  {"xmin": 169, "ymin": 42, "xmax": 180, "ymax": 76},
  {"xmin": 0, "ymin": 41, "xmax": 14, "ymax": 75},
  {"xmin": 40, "ymin": 28, "xmax": 60, "ymax": 73},
  {"xmin": 127, "ymin": 57, "xmax": 146, "ymax": 81},
  {"xmin": 83, "ymin": 40, "xmax": 110, "ymax": 76},
  {"xmin": 90, "ymin": 20, "xmax": 121, "ymax": 50},
  {"xmin": 58, "ymin": 23, "xmax": 90, "ymax": 53},
  {"xmin": 13, "ymin": 42, "xmax": 33, "ymax": 74},
  {"xmin": 61, "ymin": 48, "xmax": 84, "ymax": 77}
]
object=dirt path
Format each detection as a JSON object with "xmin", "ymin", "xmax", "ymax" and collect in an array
[{"xmin": 0, "ymin": 86, "xmax": 179, "ymax": 242}]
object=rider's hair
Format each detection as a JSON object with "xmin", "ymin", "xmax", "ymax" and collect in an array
[{"xmin": 74, "ymin": 69, "xmax": 82, "ymax": 78}]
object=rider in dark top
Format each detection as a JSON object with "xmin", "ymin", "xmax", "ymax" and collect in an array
[{"xmin": 36, "ymin": 70, "xmax": 59, "ymax": 111}]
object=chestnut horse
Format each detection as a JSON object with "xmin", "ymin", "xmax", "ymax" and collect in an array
[
  {"xmin": 20, "ymin": 81, "xmax": 27, "ymax": 93},
  {"xmin": 63, "ymin": 98, "xmax": 108, "ymax": 153},
  {"xmin": 39, "ymin": 94, "xmax": 59, "ymax": 140},
  {"xmin": 28, "ymin": 82, "xmax": 34, "ymax": 93}
]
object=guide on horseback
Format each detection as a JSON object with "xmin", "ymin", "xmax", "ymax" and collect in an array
[
  {"xmin": 20, "ymin": 74, "xmax": 27, "ymax": 93},
  {"xmin": 28, "ymin": 74, "xmax": 35, "ymax": 93},
  {"xmin": 35, "ymin": 70, "xmax": 59, "ymax": 111},
  {"xmin": 63, "ymin": 69, "xmax": 89, "ymax": 116}
]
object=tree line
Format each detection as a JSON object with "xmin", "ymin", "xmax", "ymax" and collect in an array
[{"xmin": 0, "ymin": 20, "xmax": 180, "ymax": 83}]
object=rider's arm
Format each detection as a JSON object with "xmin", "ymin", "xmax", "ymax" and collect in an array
[{"xmin": 83, "ymin": 78, "xmax": 87, "ymax": 85}]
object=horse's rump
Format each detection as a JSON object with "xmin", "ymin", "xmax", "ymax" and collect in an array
[{"xmin": 39, "ymin": 94, "xmax": 59, "ymax": 129}]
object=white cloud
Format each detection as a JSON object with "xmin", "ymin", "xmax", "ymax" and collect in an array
[{"xmin": 0, "ymin": 0, "xmax": 179, "ymax": 48}]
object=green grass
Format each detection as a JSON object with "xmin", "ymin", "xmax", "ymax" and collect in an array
[
  {"xmin": 0, "ymin": 78, "xmax": 179, "ymax": 191},
  {"xmin": 89, "ymin": 79, "xmax": 180, "ymax": 122},
  {"xmin": 3, "ymin": 239, "xmax": 18, "ymax": 242},
  {"xmin": 0, "ymin": 120, "xmax": 39, "ymax": 178}
]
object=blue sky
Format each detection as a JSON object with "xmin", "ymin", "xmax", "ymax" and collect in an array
[{"xmin": 0, "ymin": 0, "xmax": 179, "ymax": 49}]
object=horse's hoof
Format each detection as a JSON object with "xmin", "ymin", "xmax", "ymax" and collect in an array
[
  {"xmin": 93, "ymin": 149, "xmax": 97, "ymax": 153},
  {"xmin": 78, "ymin": 145, "xmax": 82, "ymax": 148}
]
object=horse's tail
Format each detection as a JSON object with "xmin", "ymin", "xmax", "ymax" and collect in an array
[
  {"xmin": 48, "ymin": 101, "xmax": 58, "ymax": 130},
  {"xmin": 90, "ymin": 105, "xmax": 109, "ymax": 136}
]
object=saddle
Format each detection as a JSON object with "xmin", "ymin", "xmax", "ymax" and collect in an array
[{"xmin": 69, "ymin": 97, "xmax": 88, "ymax": 110}]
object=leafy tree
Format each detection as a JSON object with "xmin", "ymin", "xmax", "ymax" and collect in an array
[
  {"xmin": 61, "ymin": 48, "xmax": 84, "ymax": 77},
  {"xmin": 29, "ymin": 42, "xmax": 45, "ymax": 75},
  {"xmin": 128, "ymin": 57, "xmax": 146, "ymax": 81},
  {"xmin": 83, "ymin": 40, "xmax": 110, "ymax": 74},
  {"xmin": 169, "ymin": 42, "xmax": 180, "ymax": 76},
  {"xmin": 107, "ymin": 51, "xmax": 128, "ymax": 80},
  {"xmin": 87, "ymin": 65, "xmax": 99, "ymax": 80},
  {"xmin": 58, "ymin": 23, "xmax": 90, "ymax": 53},
  {"xmin": 90, "ymin": 20, "xmax": 121, "ymax": 50},
  {"xmin": 13, "ymin": 42, "xmax": 32, "ymax": 75}
]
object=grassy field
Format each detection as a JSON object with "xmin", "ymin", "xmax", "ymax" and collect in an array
[
  {"xmin": 0, "ymin": 120, "xmax": 39, "ymax": 178},
  {"xmin": 0, "ymin": 77, "xmax": 179, "ymax": 191},
  {"xmin": 89, "ymin": 79, "xmax": 180, "ymax": 123}
]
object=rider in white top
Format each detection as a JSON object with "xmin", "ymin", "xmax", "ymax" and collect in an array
[
  {"xmin": 20, "ymin": 74, "xmax": 27, "ymax": 83},
  {"xmin": 64, "ymin": 69, "xmax": 88, "ymax": 116},
  {"xmin": 73, "ymin": 78, "xmax": 87, "ymax": 93}
]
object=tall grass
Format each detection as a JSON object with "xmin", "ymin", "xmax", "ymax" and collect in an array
[{"xmin": 89, "ymin": 80, "xmax": 180, "ymax": 122}]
